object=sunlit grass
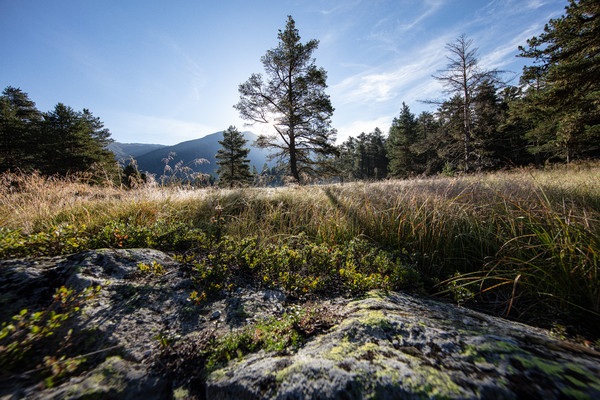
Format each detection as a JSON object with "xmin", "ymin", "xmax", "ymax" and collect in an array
[{"xmin": 1, "ymin": 162, "xmax": 599, "ymax": 333}]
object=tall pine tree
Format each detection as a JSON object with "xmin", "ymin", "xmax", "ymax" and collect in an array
[
  {"xmin": 40, "ymin": 103, "xmax": 116, "ymax": 177},
  {"xmin": 215, "ymin": 126, "xmax": 253, "ymax": 188},
  {"xmin": 0, "ymin": 87, "xmax": 42, "ymax": 172},
  {"xmin": 387, "ymin": 103, "xmax": 418, "ymax": 178},
  {"xmin": 517, "ymin": 0, "xmax": 600, "ymax": 162},
  {"xmin": 235, "ymin": 16, "xmax": 336, "ymax": 183},
  {"xmin": 433, "ymin": 35, "xmax": 503, "ymax": 171}
]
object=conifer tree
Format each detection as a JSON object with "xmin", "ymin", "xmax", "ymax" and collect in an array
[
  {"xmin": 517, "ymin": 0, "xmax": 600, "ymax": 161},
  {"xmin": 215, "ymin": 126, "xmax": 253, "ymax": 188},
  {"xmin": 40, "ymin": 103, "xmax": 116, "ymax": 177},
  {"xmin": 0, "ymin": 87, "xmax": 42, "ymax": 171},
  {"xmin": 387, "ymin": 103, "xmax": 418, "ymax": 178},
  {"xmin": 235, "ymin": 16, "xmax": 336, "ymax": 183},
  {"xmin": 433, "ymin": 35, "xmax": 503, "ymax": 171}
]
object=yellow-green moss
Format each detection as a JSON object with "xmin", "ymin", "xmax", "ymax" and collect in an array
[
  {"xmin": 275, "ymin": 361, "xmax": 307, "ymax": 383},
  {"xmin": 404, "ymin": 365, "xmax": 461, "ymax": 399},
  {"xmin": 172, "ymin": 387, "xmax": 190, "ymax": 400},
  {"xmin": 66, "ymin": 356, "xmax": 127, "ymax": 398}
]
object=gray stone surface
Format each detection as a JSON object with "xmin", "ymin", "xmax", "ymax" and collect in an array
[
  {"xmin": 1, "ymin": 249, "xmax": 600, "ymax": 399},
  {"xmin": 206, "ymin": 291, "xmax": 600, "ymax": 399}
]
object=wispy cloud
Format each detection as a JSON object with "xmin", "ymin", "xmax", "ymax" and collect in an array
[
  {"xmin": 331, "ymin": 34, "xmax": 450, "ymax": 106},
  {"xmin": 367, "ymin": 0, "xmax": 443, "ymax": 52},
  {"xmin": 152, "ymin": 34, "xmax": 207, "ymax": 102},
  {"xmin": 319, "ymin": 0, "xmax": 362, "ymax": 15},
  {"xmin": 526, "ymin": 0, "xmax": 545, "ymax": 8},
  {"xmin": 397, "ymin": 0, "xmax": 443, "ymax": 32},
  {"xmin": 480, "ymin": 22, "xmax": 544, "ymax": 70}
]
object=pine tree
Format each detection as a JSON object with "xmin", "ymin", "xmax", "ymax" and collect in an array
[
  {"xmin": 387, "ymin": 103, "xmax": 418, "ymax": 178},
  {"xmin": 412, "ymin": 111, "xmax": 441, "ymax": 175},
  {"xmin": 215, "ymin": 126, "xmax": 253, "ymax": 188},
  {"xmin": 517, "ymin": 0, "xmax": 600, "ymax": 162},
  {"xmin": 471, "ymin": 80, "xmax": 505, "ymax": 169},
  {"xmin": 433, "ymin": 35, "xmax": 503, "ymax": 171},
  {"xmin": 40, "ymin": 103, "xmax": 116, "ymax": 177},
  {"xmin": 366, "ymin": 128, "xmax": 388, "ymax": 179},
  {"xmin": 0, "ymin": 87, "xmax": 42, "ymax": 172},
  {"xmin": 235, "ymin": 16, "xmax": 336, "ymax": 183},
  {"xmin": 435, "ymin": 95, "xmax": 467, "ymax": 172}
]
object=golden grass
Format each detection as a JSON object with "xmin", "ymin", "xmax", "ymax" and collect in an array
[{"xmin": 1, "ymin": 163, "xmax": 599, "ymax": 325}]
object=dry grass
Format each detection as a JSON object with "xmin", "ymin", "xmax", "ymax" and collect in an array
[
  {"xmin": 0, "ymin": 172, "xmax": 210, "ymax": 233},
  {"xmin": 1, "ymin": 162, "xmax": 599, "ymax": 331}
]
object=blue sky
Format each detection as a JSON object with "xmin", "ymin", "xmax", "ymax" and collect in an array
[{"xmin": 1, "ymin": 0, "xmax": 567, "ymax": 145}]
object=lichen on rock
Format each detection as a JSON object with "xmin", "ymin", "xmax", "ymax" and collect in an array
[
  {"xmin": 206, "ymin": 290, "xmax": 600, "ymax": 399},
  {"xmin": 1, "ymin": 251, "xmax": 600, "ymax": 399}
]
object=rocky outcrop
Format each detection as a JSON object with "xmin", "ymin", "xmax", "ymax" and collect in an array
[
  {"xmin": 208, "ymin": 291, "xmax": 600, "ymax": 399},
  {"xmin": 1, "ymin": 249, "xmax": 600, "ymax": 399}
]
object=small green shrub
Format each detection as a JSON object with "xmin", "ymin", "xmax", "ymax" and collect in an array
[
  {"xmin": 205, "ymin": 305, "xmax": 340, "ymax": 372},
  {"xmin": 181, "ymin": 234, "xmax": 420, "ymax": 301},
  {"xmin": 0, "ymin": 224, "xmax": 88, "ymax": 257},
  {"xmin": 0, "ymin": 285, "xmax": 102, "ymax": 385},
  {"xmin": 138, "ymin": 261, "xmax": 166, "ymax": 275}
]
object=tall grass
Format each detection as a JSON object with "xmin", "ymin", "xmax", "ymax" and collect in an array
[{"xmin": 1, "ymin": 163, "xmax": 599, "ymax": 332}]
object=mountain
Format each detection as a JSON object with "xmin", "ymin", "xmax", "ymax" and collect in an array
[
  {"xmin": 108, "ymin": 142, "xmax": 168, "ymax": 161},
  {"xmin": 120, "ymin": 131, "xmax": 274, "ymax": 178}
]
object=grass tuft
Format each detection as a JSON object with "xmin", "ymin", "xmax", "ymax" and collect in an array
[{"xmin": 1, "ymin": 162, "xmax": 599, "ymax": 335}]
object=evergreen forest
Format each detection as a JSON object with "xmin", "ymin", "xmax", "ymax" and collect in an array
[{"xmin": 1, "ymin": 1, "xmax": 598, "ymax": 184}]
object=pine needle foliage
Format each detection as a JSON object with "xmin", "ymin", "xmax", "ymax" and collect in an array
[{"xmin": 215, "ymin": 126, "xmax": 253, "ymax": 188}]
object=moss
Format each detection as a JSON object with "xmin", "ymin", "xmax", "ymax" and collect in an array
[
  {"xmin": 325, "ymin": 338, "xmax": 355, "ymax": 362},
  {"xmin": 334, "ymin": 309, "xmax": 393, "ymax": 339},
  {"xmin": 565, "ymin": 363, "xmax": 600, "ymax": 386},
  {"xmin": 208, "ymin": 368, "xmax": 227, "ymax": 382},
  {"xmin": 565, "ymin": 375, "xmax": 588, "ymax": 388},
  {"xmin": 462, "ymin": 338, "xmax": 600, "ymax": 398},
  {"xmin": 374, "ymin": 367, "xmax": 401, "ymax": 383},
  {"xmin": 275, "ymin": 361, "xmax": 306, "ymax": 383},
  {"xmin": 172, "ymin": 386, "xmax": 190, "ymax": 399},
  {"xmin": 361, "ymin": 310, "xmax": 392, "ymax": 329},
  {"xmin": 513, "ymin": 355, "xmax": 564, "ymax": 376},
  {"xmin": 66, "ymin": 356, "xmax": 127, "ymax": 398},
  {"xmin": 461, "ymin": 344, "xmax": 494, "ymax": 365},
  {"xmin": 404, "ymin": 365, "xmax": 462, "ymax": 399}
]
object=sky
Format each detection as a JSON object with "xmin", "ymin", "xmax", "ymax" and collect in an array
[{"xmin": 1, "ymin": 0, "xmax": 568, "ymax": 145}]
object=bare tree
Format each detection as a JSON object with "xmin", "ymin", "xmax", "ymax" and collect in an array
[{"xmin": 433, "ymin": 34, "xmax": 502, "ymax": 171}]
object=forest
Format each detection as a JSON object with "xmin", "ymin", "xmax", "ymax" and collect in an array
[{"xmin": 0, "ymin": 1, "xmax": 598, "ymax": 185}]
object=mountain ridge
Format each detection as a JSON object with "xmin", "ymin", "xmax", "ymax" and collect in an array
[{"xmin": 109, "ymin": 131, "xmax": 274, "ymax": 177}]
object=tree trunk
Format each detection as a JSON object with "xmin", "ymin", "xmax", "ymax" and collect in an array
[
  {"xmin": 463, "ymin": 75, "xmax": 471, "ymax": 172},
  {"xmin": 289, "ymin": 133, "xmax": 299, "ymax": 182}
]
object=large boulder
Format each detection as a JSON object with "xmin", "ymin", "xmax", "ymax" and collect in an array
[
  {"xmin": 1, "ymin": 249, "xmax": 599, "ymax": 399},
  {"xmin": 207, "ymin": 291, "xmax": 600, "ymax": 399}
]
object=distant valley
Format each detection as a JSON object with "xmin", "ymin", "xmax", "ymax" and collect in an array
[{"xmin": 108, "ymin": 131, "xmax": 274, "ymax": 177}]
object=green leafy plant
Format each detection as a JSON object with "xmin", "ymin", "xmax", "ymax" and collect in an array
[
  {"xmin": 0, "ymin": 224, "xmax": 88, "ymax": 257},
  {"xmin": 0, "ymin": 285, "xmax": 103, "ymax": 385},
  {"xmin": 138, "ymin": 261, "xmax": 166, "ymax": 275},
  {"xmin": 205, "ymin": 305, "xmax": 340, "ymax": 372}
]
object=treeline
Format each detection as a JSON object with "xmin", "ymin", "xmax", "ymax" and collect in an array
[
  {"xmin": 334, "ymin": 0, "xmax": 599, "ymax": 179},
  {"xmin": 2, "ymin": 0, "xmax": 598, "ymax": 187},
  {"xmin": 0, "ymin": 87, "xmax": 117, "ymax": 179}
]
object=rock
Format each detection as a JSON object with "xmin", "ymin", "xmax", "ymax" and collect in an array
[
  {"xmin": 37, "ymin": 356, "xmax": 170, "ymax": 400},
  {"xmin": 1, "ymin": 250, "xmax": 600, "ymax": 400},
  {"xmin": 206, "ymin": 291, "xmax": 600, "ymax": 399}
]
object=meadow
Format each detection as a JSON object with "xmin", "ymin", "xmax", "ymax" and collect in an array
[{"xmin": 1, "ymin": 163, "xmax": 599, "ymax": 338}]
